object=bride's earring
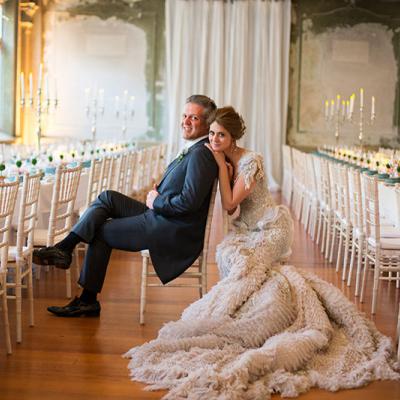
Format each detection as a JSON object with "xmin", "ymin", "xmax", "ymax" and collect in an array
[{"xmin": 231, "ymin": 140, "xmax": 238, "ymax": 153}]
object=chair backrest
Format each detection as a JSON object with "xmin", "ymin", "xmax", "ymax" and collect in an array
[
  {"xmin": 336, "ymin": 164, "xmax": 350, "ymax": 222},
  {"xmin": 319, "ymin": 157, "xmax": 332, "ymax": 207},
  {"xmin": 133, "ymin": 148, "xmax": 147, "ymax": 192},
  {"xmin": 304, "ymin": 152, "xmax": 317, "ymax": 194},
  {"xmin": 16, "ymin": 172, "xmax": 41, "ymax": 254},
  {"xmin": 312, "ymin": 155, "xmax": 323, "ymax": 202},
  {"xmin": 361, "ymin": 173, "xmax": 380, "ymax": 241},
  {"xmin": 47, "ymin": 164, "xmax": 82, "ymax": 246},
  {"xmin": 347, "ymin": 167, "xmax": 363, "ymax": 231},
  {"xmin": 112, "ymin": 152, "xmax": 129, "ymax": 193},
  {"xmin": 291, "ymin": 148, "xmax": 305, "ymax": 188},
  {"xmin": 99, "ymin": 156, "xmax": 114, "ymax": 192},
  {"xmin": 152, "ymin": 144, "xmax": 163, "ymax": 183},
  {"xmin": 142, "ymin": 147, "xmax": 153, "ymax": 189},
  {"xmin": 124, "ymin": 150, "xmax": 138, "ymax": 196},
  {"xmin": 328, "ymin": 161, "xmax": 348, "ymax": 216},
  {"xmin": 85, "ymin": 158, "xmax": 104, "ymax": 208},
  {"xmin": 158, "ymin": 143, "xmax": 168, "ymax": 180},
  {"xmin": 199, "ymin": 180, "xmax": 218, "ymax": 263},
  {"xmin": 0, "ymin": 180, "xmax": 19, "ymax": 274},
  {"xmin": 328, "ymin": 161, "xmax": 339, "ymax": 211}
]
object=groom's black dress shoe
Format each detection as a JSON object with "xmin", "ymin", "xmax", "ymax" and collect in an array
[
  {"xmin": 33, "ymin": 246, "xmax": 72, "ymax": 269},
  {"xmin": 47, "ymin": 297, "xmax": 101, "ymax": 317}
]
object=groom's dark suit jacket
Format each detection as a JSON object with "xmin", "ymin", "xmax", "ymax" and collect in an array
[{"xmin": 145, "ymin": 138, "xmax": 218, "ymax": 284}]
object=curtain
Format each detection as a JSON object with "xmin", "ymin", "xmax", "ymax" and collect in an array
[{"xmin": 165, "ymin": 0, "xmax": 291, "ymax": 189}]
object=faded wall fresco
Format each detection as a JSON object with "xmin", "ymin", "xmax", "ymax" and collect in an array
[
  {"xmin": 44, "ymin": 0, "xmax": 165, "ymax": 141},
  {"xmin": 288, "ymin": 0, "xmax": 400, "ymax": 149}
]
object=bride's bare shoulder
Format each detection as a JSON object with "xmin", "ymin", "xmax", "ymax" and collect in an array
[{"xmin": 238, "ymin": 151, "xmax": 264, "ymax": 169}]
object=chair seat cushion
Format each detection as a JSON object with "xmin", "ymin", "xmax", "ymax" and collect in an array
[
  {"xmin": 33, "ymin": 229, "xmax": 68, "ymax": 247},
  {"xmin": 8, "ymin": 246, "xmax": 31, "ymax": 261},
  {"xmin": 367, "ymin": 236, "xmax": 400, "ymax": 250},
  {"xmin": 381, "ymin": 226, "xmax": 400, "ymax": 238}
]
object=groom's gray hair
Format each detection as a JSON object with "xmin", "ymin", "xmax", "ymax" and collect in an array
[{"xmin": 186, "ymin": 94, "xmax": 217, "ymax": 125}]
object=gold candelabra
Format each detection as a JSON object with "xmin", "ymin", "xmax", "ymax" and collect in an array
[{"xmin": 20, "ymin": 66, "xmax": 58, "ymax": 151}]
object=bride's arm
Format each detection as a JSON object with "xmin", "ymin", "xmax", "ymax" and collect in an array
[
  {"xmin": 205, "ymin": 144, "xmax": 256, "ymax": 212},
  {"xmin": 218, "ymin": 165, "xmax": 256, "ymax": 212}
]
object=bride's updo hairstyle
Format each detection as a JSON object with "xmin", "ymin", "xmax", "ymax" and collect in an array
[{"xmin": 211, "ymin": 106, "xmax": 246, "ymax": 140}]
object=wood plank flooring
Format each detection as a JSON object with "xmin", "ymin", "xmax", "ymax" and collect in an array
[{"xmin": 0, "ymin": 196, "xmax": 399, "ymax": 399}]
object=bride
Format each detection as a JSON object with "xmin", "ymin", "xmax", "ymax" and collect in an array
[{"xmin": 125, "ymin": 106, "xmax": 399, "ymax": 399}]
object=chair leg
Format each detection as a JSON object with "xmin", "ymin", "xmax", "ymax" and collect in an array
[
  {"xmin": 397, "ymin": 304, "xmax": 400, "ymax": 361},
  {"xmin": 27, "ymin": 258, "xmax": 34, "ymax": 327},
  {"xmin": 354, "ymin": 241, "xmax": 364, "ymax": 296},
  {"xmin": 198, "ymin": 256, "xmax": 205, "ymax": 298},
  {"xmin": 341, "ymin": 232, "xmax": 350, "ymax": 281},
  {"xmin": 35, "ymin": 262, "xmax": 41, "ymax": 280},
  {"xmin": 371, "ymin": 254, "xmax": 380, "ymax": 315},
  {"xmin": 316, "ymin": 208, "xmax": 324, "ymax": 246},
  {"xmin": 140, "ymin": 256, "xmax": 148, "ymax": 325},
  {"xmin": 74, "ymin": 248, "xmax": 80, "ymax": 286},
  {"xmin": 360, "ymin": 247, "xmax": 369, "ymax": 303},
  {"xmin": 335, "ymin": 230, "xmax": 343, "ymax": 271},
  {"xmin": 2, "ymin": 277, "xmax": 12, "ymax": 354},
  {"xmin": 324, "ymin": 218, "xmax": 332, "ymax": 259},
  {"xmin": 347, "ymin": 240, "xmax": 356, "ymax": 287},
  {"xmin": 15, "ymin": 262, "xmax": 22, "ymax": 343},
  {"xmin": 321, "ymin": 217, "xmax": 327, "ymax": 254},
  {"xmin": 65, "ymin": 269, "xmax": 72, "ymax": 299}
]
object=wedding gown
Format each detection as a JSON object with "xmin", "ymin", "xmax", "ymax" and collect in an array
[{"xmin": 125, "ymin": 152, "xmax": 399, "ymax": 399}]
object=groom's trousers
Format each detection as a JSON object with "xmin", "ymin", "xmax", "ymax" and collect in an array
[{"xmin": 72, "ymin": 190, "xmax": 149, "ymax": 293}]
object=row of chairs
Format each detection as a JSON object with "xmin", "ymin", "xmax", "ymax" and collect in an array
[
  {"xmin": 283, "ymin": 144, "xmax": 400, "ymax": 358},
  {"xmin": 0, "ymin": 143, "xmax": 167, "ymax": 354}
]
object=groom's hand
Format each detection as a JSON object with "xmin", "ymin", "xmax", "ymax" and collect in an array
[{"xmin": 146, "ymin": 187, "xmax": 159, "ymax": 209}]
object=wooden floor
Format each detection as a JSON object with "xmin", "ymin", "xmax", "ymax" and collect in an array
[{"xmin": 1, "ymin": 195, "xmax": 399, "ymax": 399}]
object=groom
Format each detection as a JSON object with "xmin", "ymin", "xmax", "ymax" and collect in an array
[{"xmin": 33, "ymin": 94, "xmax": 218, "ymax": 317}]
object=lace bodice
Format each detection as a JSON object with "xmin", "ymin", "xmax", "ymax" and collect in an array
[{"xmin": 233, "ymin": 152, "xmax": 276, "ymax": 230}]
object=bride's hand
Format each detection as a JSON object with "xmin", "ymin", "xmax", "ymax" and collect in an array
[
  {"xmin": 204, "ymin": 143, "xmax": 226, "ymax": 167},
  {"xmin": 226, "ymin": 161, "xmax": 234, "ymax": 181}
]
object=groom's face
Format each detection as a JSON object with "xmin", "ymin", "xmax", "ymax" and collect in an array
[{"xmin": 181, "ymin": 102, "xmax": 209, "ymax": 140}]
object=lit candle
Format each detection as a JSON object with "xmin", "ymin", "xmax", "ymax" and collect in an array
[
  {"xmin": 20, "ymin": 72, "xmax": 25, "ymax": 100},
  {"xmin": 330, "ymin": 100, "xmax": 335, "ymax": 118},
  {"xmin": 336, "ymin": 94, "xmax": 341, "ymax": 112},
  {"xmin": 350, "ymin": 93, "xmax": 355, "ymax": 114},
  {"xmin": 38, "ymin": 64, "xmax": 43, "ymax": 91},
  {"xmin": 371, "ymin": 96, "xmax": 375, "ymax": 115},
  {"xmin": 346, "ymin": 100, "xmax": 350, "ymax": 118},
  {"xmin": 360, "ymin": 88, "xmax": 364, "ymax": 108},
  {"xmin": 29, "ymin": 73, "xmax": 33, "ymax": 99},
  {"xmin": 325, "ymin": 100, "xmax": 329, "ymax": 118},
  {"xmin": 341, "ymin": 100, "xmax": 345, "ymax": 117}
]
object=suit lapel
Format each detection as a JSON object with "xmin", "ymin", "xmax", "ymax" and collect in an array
[{"xmin": 157, "ymin": 138, "xmax": 209, "ymax": 188}]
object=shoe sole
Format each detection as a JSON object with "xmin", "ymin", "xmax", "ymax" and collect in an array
[{"xmin": 47, "ymin": 309, "xmax": 100, "ymax": 317}]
